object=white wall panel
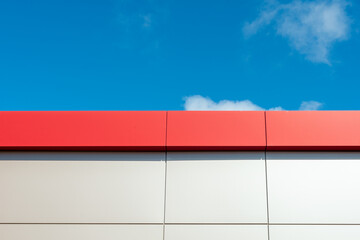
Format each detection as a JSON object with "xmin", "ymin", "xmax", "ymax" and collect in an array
[
  {"xmin": 0, "ymin": 224, "xmax": 163, "ymax": 240},
  {"xmin": 166, "ymin": 152, "xmax": 267, "ymax": 223},
  {"xmin": 0, "ymin": 152, "xmax": 165, "ymax": 223},
  {"xmin": 267, "ymin": 152, "xmax": 360, "ymax": 224},
  {"xmin": 165, "ymin": 225, "xmax": 268, "ymax": 240},
  {"xmin": 270, "ymin": 225, "xmax": 360, "ymax": 240}
]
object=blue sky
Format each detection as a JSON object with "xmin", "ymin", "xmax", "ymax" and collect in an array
[{"xmin": 0, "ymin": 0, "xmax": 359, "ymax": 110}]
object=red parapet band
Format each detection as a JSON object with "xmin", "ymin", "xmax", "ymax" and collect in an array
[
  {"xmin": 0, "ymin": 111, "xmax": 360, "ymax": 151},
  {"xmin": 167, "ymin": 111, "xmax": 266, "ymax": 151},
  {"xmin": 0, "ymin": 111, "xmax": 166, "ymax": 151},
  {"xmin": 266, "ymin": 111, "xmax": 360, "ymax": 151}
]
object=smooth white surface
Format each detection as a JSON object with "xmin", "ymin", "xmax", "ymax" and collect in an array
[
  {"xmin": 166, "ymin": 152, "xmax": 267, "ymax": 223},
  {"xmin": 0, "ymin": 224, "xmax": 163, "ymax": 240},
  {"xmin": 267, "ymin": 152, "xmax": 360, "ymax": 223},
  {"xmin": 0, "ymin": 152, "xmax": 165, "ymax": 223},
  {"xmin": 165, "ymin": 225, "xmax": 268, "ymax": 240},
  {"xmin": 270, "ymin": 225, "xmax": 360, "ymax": 240}
]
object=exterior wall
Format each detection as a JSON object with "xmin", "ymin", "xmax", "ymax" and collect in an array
[
  {"xmin": 166, "ymin": 152, "xmax": 267, "ymax": 223},
  {"xmin": 267, "ymin": 152, "xmax": 360, "ymax": 224},
  {"xmin": 1, "ymin": 150, "xmax": 360, "ymax": 239},
  {"xmin": 0, "ymin": 152, "xmax": 166, "ymax": 223},
  {"xmin": 267, "ymin": 152, "xmax": 360, "ymax": 240},
  {"xmin": 270, "ymin": 225, "xmax": 360, "ymax": 240},
  {"xmin": 0, "ymin": 225, "xmax": 163, "ymax": 240},
  {"xmin": 0, "ymin": 152, "xmax": 165, "ymax": 239},
  {"xmin": 165, "ymin": 225, "xmax": 268, "ymax": 240}
]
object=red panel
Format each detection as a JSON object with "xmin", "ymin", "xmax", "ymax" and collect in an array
[
  {"xmin": 0, "ymin": 111, "xmax": 166, "ymax": 151},
  {"xmin": 167, "ymin": 111, "xmax": 266, "ymax": 151},
  {"xmin": 266, "ymin": 111, "xmax": 360, "ymax": 150},
  {"xmin": 3, "ymin": 111, "xmax": 360, "ymax": 152}
]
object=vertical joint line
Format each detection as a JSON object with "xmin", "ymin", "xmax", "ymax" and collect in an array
[
  {"xmin": 163, "ymin": 111, "xmax": 168, "ymax": 240},
  {"xmin": 264, "ymin": 111, "xmax": 268, "ymax": 150},
  {"xmin": 163, "ymin": 152, "xmax": 167, "ymax": 240},
  {"xmin": 264, "ymin": 111, "xmax": 270, "ymax": 240},
  {"xmin": 165, "ymin": 111, "xmax": 168, "ymax": 152},
  {"xmin": 265, "ymin": 151, "xmax": 270, "ymax": 240}
]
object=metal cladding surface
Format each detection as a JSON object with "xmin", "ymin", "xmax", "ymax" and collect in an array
[
  {"xmin": 0, "ymin": 111, "xmax": 166, "ymax": 151},
  {"xmin": 266, "ymin": 111, "xmax": 360, "ymax": 150},
  {"xmin": 167, "ymin": 111, "xmax": 266, "ymax": 150}
]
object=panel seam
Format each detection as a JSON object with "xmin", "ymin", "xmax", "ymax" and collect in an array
[
  {"xmin": 264, "ymin": 111, "xmax": 270, "ymax": 240},
  {"xmin": 264, "ymin": 111, "xmax": 268, "ymax": 149},
  {"xmin": 163, "ymin": 111, "xmax": 168, "ymax": 240}
]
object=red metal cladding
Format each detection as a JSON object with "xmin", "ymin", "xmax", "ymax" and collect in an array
[
  {"xmin": 266, "ymin": 111, "xmax": 360, "ymax": 151},
  {"xmin": 0, "ymin": 111, "xmax": 166, "ymax": 151},
  {"xmin": 167, "ymin": 111, "xmax": 266, "ymax": 151},
  {"xmin": 2, "ymin": 111, "xmax": 360, "ymax": 151}
]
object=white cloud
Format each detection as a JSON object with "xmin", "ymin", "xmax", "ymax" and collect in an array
[
  {"xmin": 184, "ymin": 95, "xmax": 266, "ymax": 111},
  {"xmin": 244, "ymin": 0, "xmax": 351, "ymax": 64},
  {"xmin": 184, "ymin": 95, "xmax": 322, "ymax": 111},
  {"xmin": 299, "ymin": 100, "xmax": 324, "ymax": 110}
]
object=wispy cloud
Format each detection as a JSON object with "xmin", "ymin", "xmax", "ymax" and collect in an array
[
  {"xmin": 244, "ymin": 0, "xmax": 351, "ymax": 64},
  {"xmin": 184, "ymin": 95, "xmax": 323, "ymax": 111},
  {"xmin": 299, "ymin": 100, "xmax": 324, "ymax": 110},
  {"xmin": 116, "ymin": 0, "xmax": 167, "ymax": 49}
]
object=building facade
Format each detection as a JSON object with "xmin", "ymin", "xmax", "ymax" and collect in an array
[{"xmin": 0, "ymin": 111, "xmax": 360, "ymax": 240}]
